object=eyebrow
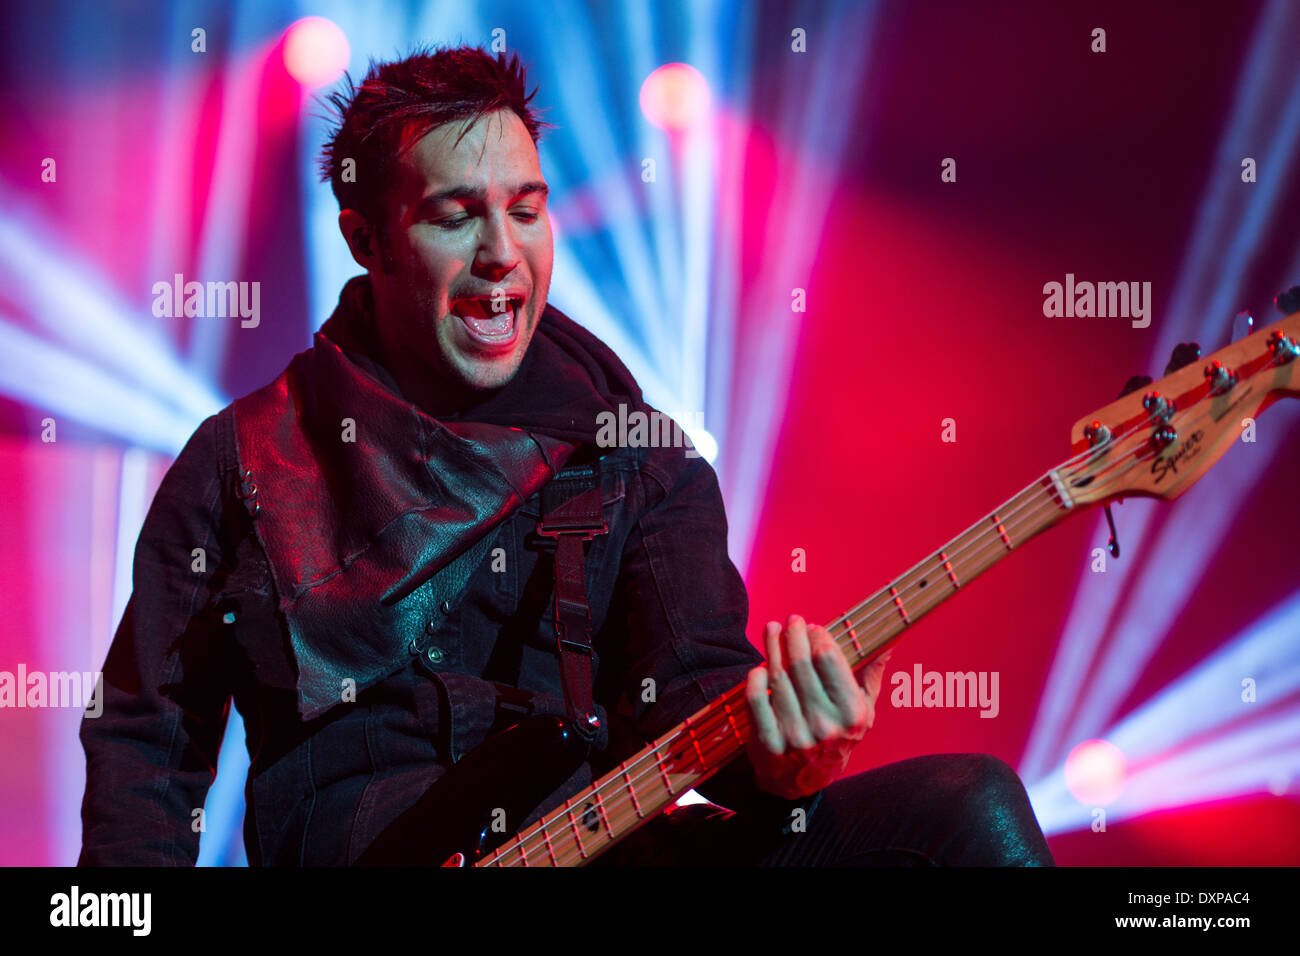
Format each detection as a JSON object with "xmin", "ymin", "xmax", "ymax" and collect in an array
[{"xmin": 418, "ymin": 181, "xmax": 549, "ymax": 209}]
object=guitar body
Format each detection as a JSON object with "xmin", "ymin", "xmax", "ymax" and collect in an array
[{"xmin": 353, "ymin": 714, "xmax": 590, "ymax": 866}]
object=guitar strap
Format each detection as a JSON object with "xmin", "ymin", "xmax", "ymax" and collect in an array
[{"xmin": 537, "ymin": 461, "xmax": 608, "ymax": 743}]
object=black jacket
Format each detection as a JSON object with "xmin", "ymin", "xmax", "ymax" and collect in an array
[{"xmin": 79, "ymin": 280, "xmax": 809, "ymax": 865}]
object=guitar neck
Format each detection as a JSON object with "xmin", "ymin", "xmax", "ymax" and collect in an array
[{"xmin": 477, "ymin": 464, "xmax": 1082, "ymax": 866}]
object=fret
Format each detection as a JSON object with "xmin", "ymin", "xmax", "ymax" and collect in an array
[
  {"xmin": 515, "ymin": 831, "xmax": 530, "ymax": 866},
  {"xmin": 722, "ymin": 697, "xmax": 745, "ymax": 748},
  {"xmin": 888, "ymin": 584, "xmax": 911, "ymax": 625},
  {"xmin": 564, "ymin": 797, "xmax": 588, "ymax": 860},
  {"xmin": 592, "ymin": 789, "xmax": 615, "ymax": 840},
  {"xmin": 621, "ymin": 759, "xmax": 645, "ymax": 817},
  {"xmin": 939, "ymin": 549, "xmax": 961, "ymax": 589},
  {"xmin": 843, "ymin": 617, "xmax": 863, "ymax": 654},
  {"xmin": 684, "ymin": 715, "xmax": 708, "ymax": 771},
  {"xmin": 990, "ymin": 512, "xmax": 1013, "ymax": 549},
  {"xmin": 655, "ymin": 747, "xmax": 676, "ymax": 795},
  {"xmin": 540, "ymin": 818, "xmax": 558, "ymax": 866}
]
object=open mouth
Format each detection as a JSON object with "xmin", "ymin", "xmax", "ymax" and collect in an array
[{"xmin": 449, "ymin": 295, "xmax": 524, "ymax": 350}]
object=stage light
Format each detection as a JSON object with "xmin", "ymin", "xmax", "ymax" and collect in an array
[
  {"xmin": 283, "ymin": 17, "xmax": 349, "ymax": 89},
  {"xmin": 639, "ymin": 63, "xmax": 711, "ymax": 132},
  {"xmin": 1021, "ymin": 0, "xmax": 1300, "ymax": 798},
  {"xmin": 685, "ymin": 425, "xmax": 718, "ymax": 464},
  {"xmin": 1028, "ymin": 589, "xmax": 1300, "ymax": 834},
  {"xmin": 1064, "ymin": 739, "xmax": 1126, "ymax": 806},
  {"xmin": 296, "ymin": 1, "xmax": 881, "ymax": 576}
]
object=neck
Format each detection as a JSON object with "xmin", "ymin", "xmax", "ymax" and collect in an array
[
  {"xmin": 384, "ymin": 347, "xmax": 500, "ymax": 420},
  {"xmin": 367, "ymin": 305, "xmax": 503, "ymax": 421}
]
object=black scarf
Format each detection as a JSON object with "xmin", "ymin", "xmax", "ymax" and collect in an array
[{"xmin": 233, "ymin": 276, "xmax": 647, "ymax": 720}]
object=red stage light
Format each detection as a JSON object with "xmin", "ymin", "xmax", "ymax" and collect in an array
[
  {"xmin": 639, "ymin": 63, "xmax": 710, "ymax": 132},
  {"xmin": 1064, "ymin": 738, "xmax": 1127, "ymax": 806},
  {"xmin": 283, "ymin": 17, "xmax": 350, "ymax": 88}
]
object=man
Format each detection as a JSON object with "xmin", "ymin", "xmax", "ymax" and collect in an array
[{"xmin": 79, "ymin": 46, "xmax": 1053, "ymax": 866}]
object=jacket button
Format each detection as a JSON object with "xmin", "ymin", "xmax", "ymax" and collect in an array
[
  {"xmin": 439, "ymin": 599, "xmax": 453, "ymax": 615},
  {"xmin": 424, "ymin": 620, "xmax": 438, "ymax": 635},
  {"xmin": 425, "ymin": 646, "xmax": 444, "ymax": 664},
  {"xmin": 407, "ymin": 638, "xmax": 420, "ymax": 656}
]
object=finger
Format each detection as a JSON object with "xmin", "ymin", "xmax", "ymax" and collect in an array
[
  {"xmin": 767, "ymin": 655, "xmax": 816, "ymax": 751},
  {"xmin": 763, "ymin": 621, "xmax": 783, "ymax": 674},
  {"xmin": 783, "ymin": 616, "xmax": 838, "ymax": 727},
  {"xmin": 745, "ymin": 666, "xmax": 785, "ymax": 755},
  {"xmin": 780, "ymin": 616, "xmax": 832, "ymax": 712},
  {"xmin": 808, "ymin": 626, "xmax": 866, "ymax": 726},
  {"xmin": 860, "ymin": 648, "xmax": 894, "ymax": 701},
  {"xmin": 856, "ymin": 649, "xmax": 894, "ymax": 732}
]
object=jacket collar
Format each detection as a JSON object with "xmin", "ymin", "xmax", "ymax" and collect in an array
[{"xmin": 232, "ymin": 275, "xmax": 642, "ymax": 719}]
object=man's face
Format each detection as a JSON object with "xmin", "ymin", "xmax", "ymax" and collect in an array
[{"xmin": 368, "ymin": 109, "xmax": 552, "ymax": 392}]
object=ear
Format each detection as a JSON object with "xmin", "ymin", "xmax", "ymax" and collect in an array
[{"xmin": 339, "ymin": 209, "xmax": 385, "ymax": 272}]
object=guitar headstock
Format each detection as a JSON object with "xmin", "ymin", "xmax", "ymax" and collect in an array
[{"xmin": 1063, "ymin": 309, "xmax": 1300, "ymax": 508}]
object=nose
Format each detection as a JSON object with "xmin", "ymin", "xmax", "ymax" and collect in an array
[{"xmin": 473, "ymin": 210, "xmax": 519, "ymax": 280}]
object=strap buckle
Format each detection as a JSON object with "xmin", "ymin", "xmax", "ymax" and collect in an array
[{"xmin": 536, "ymin": 517, "xmax": 608, "ymax": 541}]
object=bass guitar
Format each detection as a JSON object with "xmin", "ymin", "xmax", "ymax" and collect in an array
[{"xmin": 359, "ymin": 302, "xmax": 1300, "ymax": 867}]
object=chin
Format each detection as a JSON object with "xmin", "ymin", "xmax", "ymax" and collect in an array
[
  {"xmin": 441, "ymin": 342, "xmax": 525, "ymax": 390},
  {"xmin": 457, "ymin": 362, "xmax": 520, "ymax": 391},
  {"xmin": 441, "ymin": 318, "xmax": 535, "ymax": 391}
]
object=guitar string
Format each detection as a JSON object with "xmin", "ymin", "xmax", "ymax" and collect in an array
[
  {"xmin": 491, "ymin": 412, "xmax": 1198, "ymax": 867},
  {"xmin": 496, "ymin": 446, "xmax": 1176, "ymax": 867},
  {"xmin": 536, "ymin": 357, "xmax": 1287, "ymax": 865},
  {"xmin": 486, "ymin": 413, "xmax": 1167, "ymax": 867},
  {"xmin": 510, "ymin": 490, "xmax": 1087, "ymax": 867},
  {"xmin": 827, "ymin": 359, "xmax": 1279, "ymax": 645},
  {"xmin": 486, "ymin": 473, "xmax": 1101, "ymax": 866},
  {"xmin": 564, "ymin": 360, "xmax": 1282, "ymax": 865},
  {"xmin": 484, "ymin": 392, "xmax": 1175, "ymax": 865},
  {"xmin": 487, "ymin": 354, "xmax": 1284, "ymax": 865},
  {"xmin": 581, "ymin": 487, "xmax": 1105, "ymax": 864}
]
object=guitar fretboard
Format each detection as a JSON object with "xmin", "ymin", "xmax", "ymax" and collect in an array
[{"xmin": 477, "ymin": 468, "xmax": 1080, "ymax": 866}]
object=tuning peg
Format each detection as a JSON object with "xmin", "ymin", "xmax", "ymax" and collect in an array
[
  {"xmin": 1117, "ymin": 374, "xmax": 1152, "ymax": 399},
  {"xmin": 1276, "ymin": 285, "xmax": 1300, "ymax": 315},
  {"xmin": 1164, "ymin": 342, "xmax": 1201, "ymax": 376},
  {"xmin": 1232, "ymin": 310, "xmax": 1255, "ymax": 342}
]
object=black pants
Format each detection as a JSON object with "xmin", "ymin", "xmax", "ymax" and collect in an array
[{"xmin": 598, "ymin": 753, "xmax": 1055, "ymax": 866}]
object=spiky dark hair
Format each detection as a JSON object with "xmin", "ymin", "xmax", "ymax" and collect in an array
[{"xmin": 318, "ymin": 44, "xmax": 551, "ymax": 231}]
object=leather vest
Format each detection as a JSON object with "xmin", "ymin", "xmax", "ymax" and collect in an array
[{"xmin": 232, "ymin": 333, "xmax": 579, "ymax": 720}]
